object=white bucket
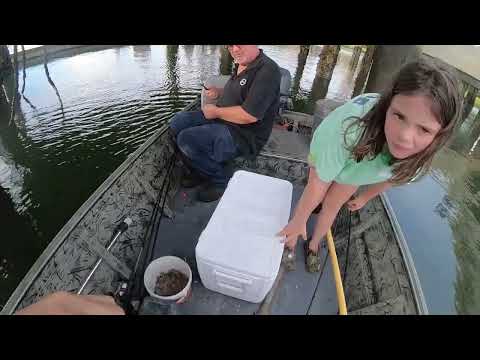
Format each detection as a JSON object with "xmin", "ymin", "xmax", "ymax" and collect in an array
[{"xmin": 143, "ymin": 256, "xmax": 192, "ymax": 302}]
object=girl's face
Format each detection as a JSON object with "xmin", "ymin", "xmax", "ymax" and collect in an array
[{"xmin": 385, "ymin": 94, "xmax": 442, "ymax": 159}]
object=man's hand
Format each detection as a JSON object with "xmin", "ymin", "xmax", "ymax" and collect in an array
[
  {"xmin": 205, "ymin": 87, "xmax": 220, "ymax": 100},
  {"xmin": 202, "ymin": 104, "xmax": 218, "ymax": 120}
]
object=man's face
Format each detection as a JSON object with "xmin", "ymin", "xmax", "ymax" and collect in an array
[{"xmin": 226, "ymin": 45, "xmax": 259, "ymax": 66}]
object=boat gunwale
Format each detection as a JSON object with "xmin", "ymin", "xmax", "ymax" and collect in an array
[
  {"xmin": 281, "ymin": 103, "xmax": 426, "ymax": 315},
  {"xmin": 380, "ymin": 193, "xmax": 429, "ymax": 315}
]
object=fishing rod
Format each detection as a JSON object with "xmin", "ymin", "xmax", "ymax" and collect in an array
[
  {"xmin": 77, "ymin": 217, "xmax": 133, "ymax": 295},
  {"xmin": 115, "ymin": 153, "xmax": 176, "ymax": 314}
]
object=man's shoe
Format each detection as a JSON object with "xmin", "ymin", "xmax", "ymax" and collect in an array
[
  {"xmin": 181, "ymin": 171, "xmax": 206, "ymax": 188},
  {"xmin": 197, "ymin": 184, "xmax": 226, "ymax": 202}
]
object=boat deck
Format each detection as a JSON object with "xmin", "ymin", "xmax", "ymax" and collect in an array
[
  {"xmin": 138, "ymin": 124, "xmax": 340, "ymax": 315},
  {"xmin": 139, "ymin": 183, "xmax": 338, "ymax": 315},
  {"xmin": 261, "ymin": 125, "xmax": 311, "ymax": 160},
  {"xmin": 137, "ymin": 112, "xmax": 419, "ymax": 315}
]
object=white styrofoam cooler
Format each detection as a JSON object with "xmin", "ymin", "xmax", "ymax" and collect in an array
[{"xmin": 195, "ymin": 170, "xmax": 293, "ymax": 303}]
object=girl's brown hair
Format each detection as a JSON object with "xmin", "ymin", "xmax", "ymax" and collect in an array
[{"xmin": 346, "ymin": 56, "xmax": 464, "ymax": 185}]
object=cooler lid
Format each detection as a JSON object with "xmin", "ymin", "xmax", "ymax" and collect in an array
[{"xmin": 196, "ymin": 171, "xmax": 292, "ymax": 279}]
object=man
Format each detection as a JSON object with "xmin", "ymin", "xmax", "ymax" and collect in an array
[{"xmin": 169, "ymin": 45, "xmax": 281, "ymax": 202}]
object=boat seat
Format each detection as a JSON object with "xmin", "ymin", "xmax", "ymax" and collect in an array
[{"xmin": 260, "ymin": 127, "xmax": 310, "ymax": 162}]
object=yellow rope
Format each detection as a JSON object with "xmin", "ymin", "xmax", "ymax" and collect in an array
[{"xmin": 326, "ymin": 229, "xmax": 348, "ymax": 315}]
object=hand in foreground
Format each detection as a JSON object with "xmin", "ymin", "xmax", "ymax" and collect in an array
[{"xmin": 14, "ymin": 291, "xmax": 125, "ymax": 315}]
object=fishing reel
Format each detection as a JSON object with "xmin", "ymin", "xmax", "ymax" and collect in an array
[{"xmin": 109, "ymin": 281, "xmax": 137, "ymax": 315}]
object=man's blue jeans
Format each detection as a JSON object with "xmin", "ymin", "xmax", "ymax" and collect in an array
[{"xmin": 169, "ymin": 111, "xmax": 239, "ymax": 187}]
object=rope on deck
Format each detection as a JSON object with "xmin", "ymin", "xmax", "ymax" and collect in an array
[{"xmin": 326, "ymin": 228, "xmax": 348, "ymax": 315}]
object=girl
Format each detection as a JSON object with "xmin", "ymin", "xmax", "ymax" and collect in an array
[{"xmin": 279, "ymin": 57, "xmax": 464, "ymax": 272}]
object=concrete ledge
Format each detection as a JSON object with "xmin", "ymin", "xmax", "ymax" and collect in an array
[{"xmin": 13, "ymin": 45, "xmax": 124, "ymax": 69}]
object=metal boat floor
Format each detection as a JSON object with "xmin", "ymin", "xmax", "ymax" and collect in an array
[
  {"xmin": 260, "ymin": 127, "xmax": 310, "ymax": 161},
  {"xmin": 139, "ymin": 184, "xmax": 338, "ymax": 315}
]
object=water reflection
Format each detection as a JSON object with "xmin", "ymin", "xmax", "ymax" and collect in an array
[
  {"xmin": 434, "ymin": 194, "xmax": 457, "ymax": 220},
  {"xmin": 387, "ymin": 118, "xmax": 480, "ymax": 314},
  {"xmin": 452, "ymin": 108, "xmax": 480, "ymax": 157},
  {"xmin": 0, "ymin": 102, "xmax": 28, "ymax": 212},
  {"xmin": 219, "ymin": 46, "xmax": 233, "ymax": 76},
  {"xmin": 182, "ymin": 45, "xmax": 195, "ymax": 65},
  {"xmin": 0, "ymin": 103, "xmax": 42, "ymax": 311},
  {"xmin": 292, "ymin": 45, "xmax": 310, "ymax": 100},
  {"xmin": 349, "ymin": 46, "xmax": 362, "ymax": 72},
  {"xmin": 166, "ymin": 45, "xmax": 181, "ymax": 111},
  {"xmin": 430, "ymin": 147, "xmax": 480, "ymax": 314},
  {"xmin": 132, "ymin": 45, "xmax": 152, "ymax": 62},
  {"xmin": 0, "ymin": 184, "xmax": 42, "ymax": 311}
]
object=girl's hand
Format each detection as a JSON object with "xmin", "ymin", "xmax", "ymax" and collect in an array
[
  {"xmin": 347, "ymin": 195, "xmax": 367, "ymax": 212},
  {"xmin": 277, "ymin": 218, "xmax": 307, "ymax": 250}
]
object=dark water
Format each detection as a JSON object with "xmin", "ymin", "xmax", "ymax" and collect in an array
[
  {"xmin": 2, "ymin": 45, "xmax": 478, "ymax": 314},
  {"xmin": 0, "ymin": 45, "xmax": 358, "ymax": 309}
]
